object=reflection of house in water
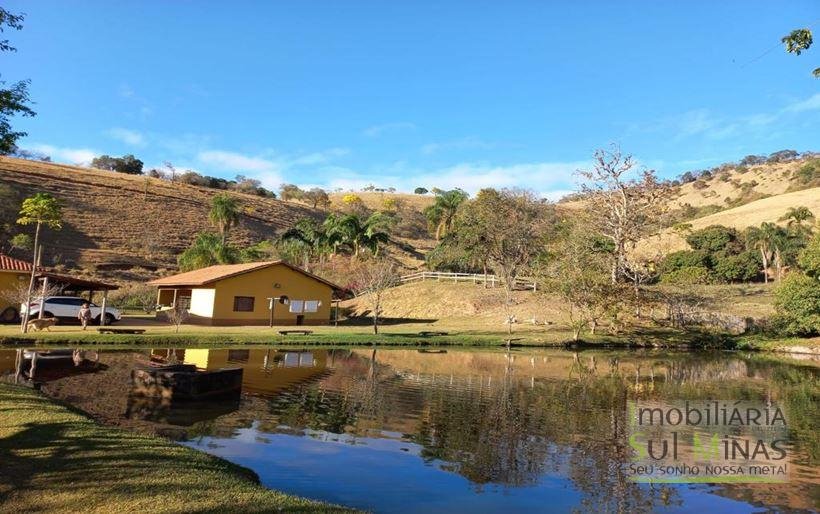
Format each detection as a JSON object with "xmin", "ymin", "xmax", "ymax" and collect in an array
[{"xmin": 152, "ymin": 348, "xmax": 331, "ymax": 396}]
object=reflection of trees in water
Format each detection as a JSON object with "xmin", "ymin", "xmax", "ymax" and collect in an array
[{"xmin": 162, "ymin": 349, "xmax": 816, "ymax": 512}]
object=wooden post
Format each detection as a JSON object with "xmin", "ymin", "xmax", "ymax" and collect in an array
[
  {"xmin": 37, "ymin": 276, "xmax": 49, "ymax": 320},
  {"xmin": 100, "ymin": 289, "xmax": 109, "ymax": 326},
  {"xmin": 334, "ymin": 299, "xmax": 339, "ymax": 328},
  {"xmin": 172, "ymin": 289, "xmax": 178, "ymax": 309}
]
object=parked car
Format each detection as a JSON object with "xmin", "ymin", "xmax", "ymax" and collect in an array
[{"xmin": 21, "ymin": 296, "xmax": 122, "ymax": 324}]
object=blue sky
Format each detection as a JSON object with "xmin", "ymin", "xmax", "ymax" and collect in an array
[{"xmin": 4, "ymin": 1, "xmax": 819, "ymax": 197}]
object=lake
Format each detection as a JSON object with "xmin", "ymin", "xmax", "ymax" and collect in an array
[{"xmin": 2, "ymin": 347, "xmax": 817, "ymax": 513}]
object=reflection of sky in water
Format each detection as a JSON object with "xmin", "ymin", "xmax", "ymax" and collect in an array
[
  {"xmin": 184, "ymin": 423, "xmax": 758, "ymax": 514},
  {"xmin": 7, "ymin": 347, "xmax": 813, "ymax": 513}
]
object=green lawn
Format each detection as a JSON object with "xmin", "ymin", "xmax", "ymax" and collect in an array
[
  {"xmin": 0, "ymin": 383, "xmax": 356, "ymax": 513},
  {"xmin": 0, "ymin": 314, "xmax": 816, "ymax": 352}
]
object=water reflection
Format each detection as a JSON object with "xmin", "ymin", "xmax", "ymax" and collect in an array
[{"xmin": 0, "ymin": 347, "xmax": 816, "ymax": 513}]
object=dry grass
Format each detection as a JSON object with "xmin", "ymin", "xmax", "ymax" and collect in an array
[
  {"xmin": 327, "ymin": 191, "xmax": 435, "ymax": 212},
  {"xmin": 0, "ymin": 156, "xmax": 319, "ymax": 283},
  {"xmin": 0, "ymin": 383, "xmax": 354, "ymax": 513},
  {"xmin": 639, "ymin": 187, "xmax": 820, "ymax": 256}
]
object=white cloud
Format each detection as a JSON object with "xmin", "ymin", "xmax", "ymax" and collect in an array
[
  {"xmin": 362, "ymin": 122, "xmax": 416, "ymax": 137},
  {"xmin": 107, "ymin": 127, "xmax": 145, "ymax": 146},
  {"xmin": 323, "ymin": 159, "xmax": 589, "ymax": 198},
  {"xmin": 197, "ymin": 150, "xmax": 285, "ymax": 189},
  {"xmin": 28, "ymin": 144, "xmax": 98, "ymax": 165},
  {"xmin": 784, "ymin": 93, "xmax": 820, "ymax": 113}
]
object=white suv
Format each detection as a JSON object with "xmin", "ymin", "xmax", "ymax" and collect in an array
[{"xmin": 22, "ymin": 296, "xmax": 122, "ymax": 324}]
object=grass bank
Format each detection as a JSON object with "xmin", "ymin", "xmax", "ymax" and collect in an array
[
  {"xmin": 0, "ymin": 383, "xmax": 355, "ymax": 513},
  {"xmin": 0, "ymin": 319, "xmax": 815, "ymax": 353}
]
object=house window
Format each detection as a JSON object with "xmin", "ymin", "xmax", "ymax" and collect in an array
[{"xmin": 233, "ymin": 296, "xmax": 255, "ymax": 312}]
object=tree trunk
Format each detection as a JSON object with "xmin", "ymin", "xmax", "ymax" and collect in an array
[
  {"xmin": 759, "ymin": 248, "xmax": 769, "ymax": 284},
  {"xmin": 21, "ymin": 223, "xmax": 41, "ymax": 334}
]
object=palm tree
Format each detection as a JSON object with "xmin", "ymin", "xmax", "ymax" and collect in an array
[
  {"xmin": 279, "ymin": 218, "xmax": 333, "ymax": 266},
  {"xmin": 780, "ymin": 206, "xmax": 814, "ymax": 227},
  {"xmin": 178, "ymin": 232, "xmax": 240, "ymax": 271},
  {"xmin": 746, "ymin": 223, "xmax": 777, "ymax": 283},
  {"xmin": 323, "ymin": 213, "xmax": 392, "ymax": 258},
  {"xmin": 746, "ymin": 222, "xmax": 791, "ymax": 283},
  {"xmin": 361, "ymin": 212, "xmax": 393, "ymax": 256},
  {"xmin": 424, "ymin": 189, "xmax": 468, "ymax": 240},
  {"xmin": 209, "ymin": 194, "xmax": 241, "ymax": 245}
]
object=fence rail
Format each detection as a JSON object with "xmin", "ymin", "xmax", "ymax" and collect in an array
[{"xmin": 399, "ymin": 271, "xmax": 537, "ymax": 291}]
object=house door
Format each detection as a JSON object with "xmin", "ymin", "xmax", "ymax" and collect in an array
[{"xmin": 296, "ymin": 315, "xmax": 305, "ymax": 326}]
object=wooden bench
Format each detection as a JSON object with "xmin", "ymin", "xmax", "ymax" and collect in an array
[
  {"xmin": 278, "ymin": 329, "xmax": 313, "ymax": 336},
  {"xmin": 97, "ymin": 328, "xmax": 146, "ymax": 334},
  {"xmin": 418, "ymin": 331, "xmax": 449, "ymax": 337}
]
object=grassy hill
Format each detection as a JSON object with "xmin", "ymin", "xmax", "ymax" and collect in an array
[
  {"xmin": 640, "ymin": 186, "xmax": 820, "ymax": 257},
  {"xmin": 0, "ymin": 156, "xmax": 320, "ymax": 283},
  {"xmin": 2, "ymin": 153, "xmax": 816, "ymax": 286}
]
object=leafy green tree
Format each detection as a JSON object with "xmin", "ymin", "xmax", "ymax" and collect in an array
[
  {"xmin": 658, "ymin": 250, "xmax": 709, "ymax": 276},
  {"xmin": 414, "ymin": 187, "xmax": 429, "ymax": 195},
  {"xmin": 685, "ymin": 225, "xmax": 742, "ymax": 254},
  {"xmin": 424, "ymin": 189, "xmax": 468, "ymax": 240},
  {"xmin": 16, "ymin": 193, "xmax": 62, "ymax": 332},
  {"xmin": 208, "ymin": 193, "xmax": 241, "ymax": 245},
  {"xmin": 6, "ymin": 232, "xmax": 31, "ymax": 255},
  {"xmin": 303, "ymin": 187, "xmax": 330, "ymax": 209},
  {"xmin": 538, "ymin": 225, "xmax": 626, "ymax": 340},
  {"xmin": 279, "ymin": 183, "xmax": 303, "ymax": 201},
  {"xmin": 453, "ymin": 189, "xmax": 553, "ymax": 333},
  {"xmin": 90, "ymin": 154, "xmax": 144, "ymax": 174},
  {"xmin": 772, "ymin": 273, "xmax": 820, "ymax": 336},
  {"xmin": 798, "ymin": 229, "xmax": 820, "ymax": 278},
  {"xmin": 711, "ymin": 251, "xmax": 761, "ymax": 283},
  {"xmin": 782, "ymin": 28, "xmax": 819, "ymax": 78},
  {"xmin": 178, "ymin": 232, "xmax": 240, "ymax": 271},
  {"xmin": 0, "ymin": 8, "xmax": 35, "ymax": 154}
]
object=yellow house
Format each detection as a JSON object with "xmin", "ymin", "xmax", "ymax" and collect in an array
[
  {"xmin": 0, "ymin": 254, "xmax": 32, "ymax": 322},
  {"xmin": 149, "ymin": 261, "xmax": 341, "ymax": 326}
]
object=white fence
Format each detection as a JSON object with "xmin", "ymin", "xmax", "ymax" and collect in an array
[{"xmin": 399, "ymin": 271, "xmax": 537, "ymax": 291}]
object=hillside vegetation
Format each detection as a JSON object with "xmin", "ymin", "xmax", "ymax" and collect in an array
[{"xmin": 0, "ymin": 156, "xmax": 319, "ymax": 282}]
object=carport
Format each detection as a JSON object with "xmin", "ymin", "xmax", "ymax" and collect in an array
[{"xmin": 33, "ymin": 271, "xmax": 119, "ymax": 325}]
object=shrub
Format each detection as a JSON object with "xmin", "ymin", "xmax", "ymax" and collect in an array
[
  {"xmin": 772, "ymin": 273, "xmax": 820, "ymax": 336},
  {"xmin": 660, "ymin": 265, "xmax": 711, "ymax": 285},
  {"xmin": 798, "ymin": 232, "xmax": 820, "ymax": 278},
  {"xmin": 659, "ymin": 250, "xmax": 708, "ymax": 275},
  {"xmin": 711, "ymin": 251, "xmax": 761, "ymax": 283},
  {"xmin": 793, "ymin": 159, "xmax": 820, "ymax": 186},
  {"xmin": 414, "ymin": 187, "xmax": 429, "ymax": 195},
  {"xmin": 692, "ymin": 180, "xmax": 708, "ymax": 190},
  {"xmin": 685, "ymin": 225, "xmax": 742, "ymax": 254}
]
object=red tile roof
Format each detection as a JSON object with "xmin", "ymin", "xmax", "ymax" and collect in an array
[
  {"xmin": 149, "ymin": 260, "xmax": 341, "ymax": 290},
  {"xmin": 0, "ymin": 253, "xmax": 33, "ymax": 272}
]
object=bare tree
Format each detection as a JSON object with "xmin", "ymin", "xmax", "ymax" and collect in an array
[
  {"xmin": 351, "ymin": 258, "xmax": 398, "ymax": 334},
  {"xmin": 0, "ymin": 279, "xmax": 64, "ymax": 320},
  {"xmin": 577, "ymin": 146, "xmax": 669, "ymax": 284},
  {"xmin": 164, "ymin": 303, "xmax": 188, "ymax": 333}
]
